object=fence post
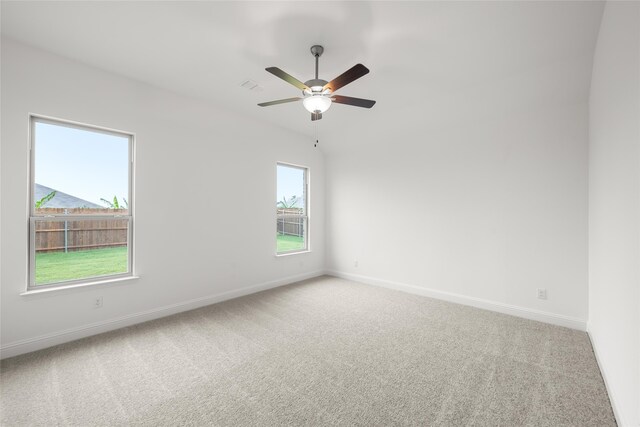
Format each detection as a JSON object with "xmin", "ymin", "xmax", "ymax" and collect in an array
[{"xmin": 64, "ymin": 208, "xmax": 68, "ymax": 253}]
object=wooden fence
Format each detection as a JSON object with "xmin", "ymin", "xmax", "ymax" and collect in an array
[
  {"xmin": 277, "ymin": 208, "xmax": 305, "ymax": 237},
  {"xmin": 35, "ymin": 208, "xmax": 128, "ymax": 253}
]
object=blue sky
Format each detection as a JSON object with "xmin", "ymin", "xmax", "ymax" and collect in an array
[
  {"xmin": 277, "ymin": 164, "xmax": 305, "ymax": 206},
  {"xmin": 34, "ymin": 122, "xmax": 129, "ymax": 206}
]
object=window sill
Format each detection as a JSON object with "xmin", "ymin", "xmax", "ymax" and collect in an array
[
  {"xmin": 275, "ymin": 250, "xmax": 311, "ymax": 257},
  {"xmin": 21, "ymin": 275, "xmax": 139, "ymax": 296}
]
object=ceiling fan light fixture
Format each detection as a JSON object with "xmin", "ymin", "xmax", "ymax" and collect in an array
[
  {"xmin": 303, "ymin": 95, "xmax": 332, "ymax": 113},
  {"xmin": 259, "ymin": 45, "xmax": 375, "ymax": 121}
]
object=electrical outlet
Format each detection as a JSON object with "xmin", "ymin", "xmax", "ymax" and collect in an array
[
  {"xmin": 95, "ymin": 296, "xmax": 103, "ymax": 308},
  {"xmin": 354, "ymin": 260, "xmax": 359, "ymax": 267},
  {"xmin": 537, "ymin": 289, "xmax": 547, "ymax": 300}
]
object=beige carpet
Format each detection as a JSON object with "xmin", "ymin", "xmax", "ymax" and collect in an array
[{"xmin": 1, "ymin": 276, "xmax": 615, "ymax": 426}]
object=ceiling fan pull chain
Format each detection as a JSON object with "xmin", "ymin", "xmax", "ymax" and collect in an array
[{"xmin": 314, "ymin": 121, "xmax": 319, "ymax": 148}]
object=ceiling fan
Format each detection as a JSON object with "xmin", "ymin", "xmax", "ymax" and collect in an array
[{"xmin": 258, "ymin": 45, "xmax": 376, "ymax": 121}]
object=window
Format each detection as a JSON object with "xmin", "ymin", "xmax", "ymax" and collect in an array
[
  {"xmin": 276, "ymin": 163, "xmax": 308, "ymax": 254},
  {"xmin": 29, "ymin": 116, "xmax": 134, "ymax": 290}
]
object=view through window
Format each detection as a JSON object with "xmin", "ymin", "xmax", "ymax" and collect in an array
[
  {"xmin": 30, "ymin": 117, "xmax": 133, "ymax": 288},
  {"xmin": 276, "ymin": 163, "xmax": 308, "ymax": 254}
]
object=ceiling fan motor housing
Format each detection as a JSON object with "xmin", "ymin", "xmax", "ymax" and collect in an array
[{"xmin": 304, "ymin": 79, "xmax": 329, "ymax": 92}]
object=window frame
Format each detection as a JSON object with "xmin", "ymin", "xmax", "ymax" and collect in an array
[
  {"xmin": 28, "ymin": 115, "xmax": 135, "ymax": 291},
  {"xmin": 276, "ymin": 161, "xmax": 309, "ymax": 255}
]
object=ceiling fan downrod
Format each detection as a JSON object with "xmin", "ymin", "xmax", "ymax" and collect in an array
[{"xmin": 310, "ymin": 45, "xmax": 324, "ymax": 80}]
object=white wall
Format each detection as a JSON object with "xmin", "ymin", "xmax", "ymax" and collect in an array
[
  {"xmin": 588, "ymin": 2, "xmax": 640, "ymax": 426},
  {"xmin": 326, "ymin": 100, "xmax": 589, "ymax": 328},
  {"xmin": 0, "ymin": 39, "xmax": 325, "ymax": 357}
]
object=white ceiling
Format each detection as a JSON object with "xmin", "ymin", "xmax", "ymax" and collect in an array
[{"xmin": 1, "ymin": 1, "xmax": 604, "ymax": 150}]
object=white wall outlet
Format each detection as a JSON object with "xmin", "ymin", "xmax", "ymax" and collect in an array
[
  {"xmin": 537, "ymin": 288, "xmax": 547, "ymax": 300},
  {"xmin": 354, "ymin": 260, "xmax": 359, "ymax": 267},
  {"xmin": 95, "ymin": 296, "xmax": 103, "ymax": 308}
]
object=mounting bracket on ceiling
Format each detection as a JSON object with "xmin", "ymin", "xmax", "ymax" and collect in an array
[{"xmin": 310, "ymin": 45, "xmax": 324, "ymax": 57}]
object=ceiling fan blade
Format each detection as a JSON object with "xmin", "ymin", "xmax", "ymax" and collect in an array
[
  {"xmin": 311, "ymin": 112, "xmax": 322, "ymax": 121},
  {"xmin": 323, "ymin": 64, "xmax": 370, "ymax": 93},
  {"xmin": 258, "ymin": 97, "xmax": 302, "ymax": 107},
  {"xmin": 265, "ymin": 67, "xmax": 309, "ymax": 90},
  {"xmin": 332, "ymin": 95, "xmax": 376, "ymax": 108}
]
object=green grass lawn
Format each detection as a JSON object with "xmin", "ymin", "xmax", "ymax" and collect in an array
[
  {"xmin": 35, "ymin": 246, "xmax": 128, "ymax": 285},
  {"xmin": 277, "ymin": 233, "xmax": 305, "ymax": 253}
]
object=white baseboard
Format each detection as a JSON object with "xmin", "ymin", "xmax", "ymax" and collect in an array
[
  {"xmin": 0, "ymin": 270, "xmax": 325, "ymax": 360},
  {"xmin": 587, "ymin": 325, "xmax": 628, "ymax": 427},
  {"xmin": 327, "ymin": 270, "xmax": 587, "ymax": 331}
]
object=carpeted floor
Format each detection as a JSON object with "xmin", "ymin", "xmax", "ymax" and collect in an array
[{"xmin": 1, "ymin": 276, "xmax": 615, "ymax": 426}]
